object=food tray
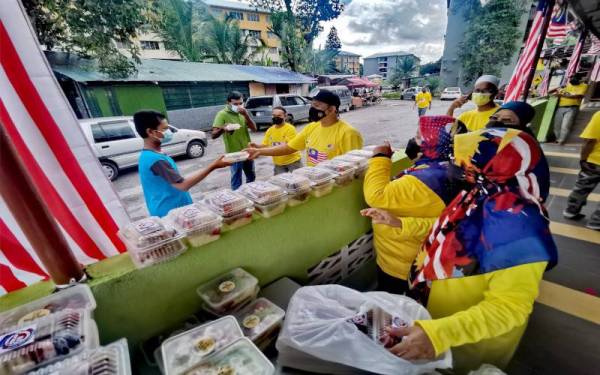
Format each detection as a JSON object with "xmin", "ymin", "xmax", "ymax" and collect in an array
[
  {"xmin": 0, "ymin": 285, "xmax": 95, "ymax": 329},
  {"xmin": 292, "ymin": 167, "xmax": 336, "ymax": 186},
  {"xmin": 347, "ymin": 307, "xmax": 408, "ymax": 347},
  {"xmin": 254, "ymin": 198, "xmax": 288, "ymax": 218},
  {"xmin": 316, "ymin": 160, "xmax": 356, "ymax": 186},
  {"xmin": 196, "ymin": 268, "xmax": 259, "ymax": 316},
  {"xmin": 203, "ymin": 190, "xmax": 254, "ymax": 218},
  {"xmin": 234, "ymin": 298, "xmax": 284, "ymax": 349},
  {"xmin": 310, "ymin": 179, "xmax": 335, "ymax": 198},
  {"xmin": 181, "ymin": 338, "xmax": 274, "ymax": 375},
  {"xmin": 166, "ymin": 204, "xmax": 223, "ymax": 248},
  {"xmin": 27, "ymin": 338, "xmax": 131, "ymax": 375},
  {"xmin": 268, "ymin": 173, "xmax": 311, "ymax": 195},
  {"xmin": 221, "ymin": 208, "xmax": 254, "ymax": 230},
  {"xmin": 238, "ymin": 182, "xmax": 287, "ymax": 205},
  {"xmin": 347, "ymin": 149, "xmax": 374, "ymax": 158},
  {"xmin": 161, "ymin": 316, "xmax": 244, "ymax": 375},
  {"xmin": 362, "ymin": 145, "xmax": 378, "ymax": 152},
  {"xmin": 224, "ymin": 123, "xmax": 241, "ymax": 132},
  {"xmin": 333, "ymin": 154, "xmax": 369, "ymax": 177},
  {"xmin": 223, "ymin": 151, "xmax": 248, "ymax": 163},
  {"xmin": 0, "ymin": 309, "xmax": 99, "ymax": 374}
]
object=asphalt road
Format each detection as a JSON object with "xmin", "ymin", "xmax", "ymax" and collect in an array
[{"xmin": 113, "ymin": 99, "xmax": 469, "ymax": 220}]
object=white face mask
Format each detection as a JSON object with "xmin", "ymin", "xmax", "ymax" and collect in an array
[{"xmin": 229, "ymin": 104, "xmax": 239, "ymax": 113}]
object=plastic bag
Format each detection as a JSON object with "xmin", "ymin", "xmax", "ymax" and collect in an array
[{"xmin": 276, "ymin": 285, "xmax": 452, "ymax": 375}]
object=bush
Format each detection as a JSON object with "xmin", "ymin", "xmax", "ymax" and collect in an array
[{"xmin": 382, "ymin": 92, "xmax": 401, "ymax": 99}]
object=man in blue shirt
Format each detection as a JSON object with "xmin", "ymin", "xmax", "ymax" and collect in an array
[{"xmin": 135, "ymin": 110, "xmax": 230, "ymax": 217}]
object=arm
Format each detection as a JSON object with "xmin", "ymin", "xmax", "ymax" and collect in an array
[
  {"xmin": 211, "ymin": 112, "xmax": 226, "ymax": 140},
  {"xmin": 246, "ymin": 144, "xmax": 297, "ymax": 159},
  {"xmin": 447, "ymin": 96, "xmax": 468, "ymax": 117},
  {"xmin": 581, "ymin": 139, "xmax": 596, "ymax": 161},
  {"xmin": 238, "ymin": 107, "xmax": 257, "ymax": 132},
  {"xmin": 151, "ymin": 157, "xmax": 229, "ymax": 192},
  {"xmin": 341, "ymin": 128, "xmax": 364, "ymax": 153},
  {"xmin": 211, "ymin": 127, "xmax": 225, "ymax": 140}
]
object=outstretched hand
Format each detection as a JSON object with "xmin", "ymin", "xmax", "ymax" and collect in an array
[
  {"xmin": 244, "ymin": 147, "xmax": 262, "ymax": 160},
  {"xmin": 209, "ymin": 155, "xmax": 232, "ymax": 170},
  {"xmin": 360, "ymin": 208, "xmax": 402, "ymax": 227},
  {"xmin": 372, "ymin": 141, "xmax": 393, "ymax": 157},
  {"xmin": 386, "ymin": 325, "xmax": 435, "ymax": 360}
]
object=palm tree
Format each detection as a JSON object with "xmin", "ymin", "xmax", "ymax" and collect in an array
[
  {"xmin": 395, "ymin": 56, "xmax": 417, "ymax": 78},
  {"xmin": 152, "ymin": 0, "xmax": 203, "ymax": 61}
]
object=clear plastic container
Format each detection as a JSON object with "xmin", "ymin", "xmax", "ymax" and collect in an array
[
  {"xmin": 317, "ymin": 160, "xmax": 357, "ymax": 186},
  {"xmin": 161, "ymin": 316, "xmax": 244, "ymax": 375},
  {"xmin": 181, "ymin": 338, "xmax": 274, "ymax": 375},
  {"xmin": 203, "ymin": 190, "xmax": 254, "ymax": 218},
  {"xmin": 310, "ymin": 179, "xmax": 335, "ymax": 197},
  {"xmin": 234, "ymin": 298, "xmax": 285, "ymax": 350},
  {"xmin": 166, "ymin": 204, "xmax": 223, "ymax": 248},
  {"xmin": 27, "ymin": 338, "xmax": 131, "ymax": 375},
  {"xmin": 0, "ymin": 285, "xmax": 95, "ymax": 329},
  {"xmin": 269, "ymin": 174, "xmax": 311, "ymax": 207},
  {"xmin": 347, "ymin": 149, "xmax": 374, "ymax": 159},
  {"xmin": 254, "ymin": 197, "xmax": 288, "ymax": 218},
  {"xmin": 196, "ymin": 268, "xmax": 260, "ymax": 316},
  {"xmin": 292, "ymin": 167, "xmax": 336, "ymax": 186},
  {"xmin": 238, "ymin": 182, "xmax": 287, "ymax": 206},
  {"xmin": 221, "ymin": 208, "xmax": 254, "ymax": 230},
  {"xmin": 363, "ymin": 145, "xmax": 378, "ymax": 152},
  {"xmin": 333, "ymin": 154, "xmax": 369, "ymax": 177},
  {"xmin": 222, "ymin": 151, "xmax": 248, "ymax": 163},
  {"xmin": 118, "ymin": 217, "xmax": 187, "ymax": 268},
  {"xmin": 224, "ymin": 123, "xmax": 241, "ymax": 132},
  {"xmin": 0, "ymin": 309, "xmax": 99, "ymax": 375}
]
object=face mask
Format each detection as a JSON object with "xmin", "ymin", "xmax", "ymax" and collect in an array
[
  {"xmin": 156, "ymin": 129, "xmax": 173, "ymax": 144},
  {"xmin": 272, "ymin": 117, "xmax": 284, "ymax": 125},
  {"xmin": 486, "ymin": 119, "xmax": 520, "ymax": 130},
  {"xmin": 404, "ymin": 138, "xmax": 421, "ymax": 160},
  {"xmin": 309, "ymin": 107, "xmax": 327, "ymax": 122},
  {"xmin": 229, "ymin": 104, "xmax": 239, "ymax": 113},
  {"xmin": 471, "ymin": 93, "xmax": 492, "ymax": 106}
]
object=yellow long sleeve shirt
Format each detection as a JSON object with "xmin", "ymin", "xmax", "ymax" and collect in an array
[
  {"xmin": 364, "ymin": 157, "xmax": 446, "ymax": 279},
  {"xmin": 415, "ymin": 261, "xmax": 547, "ymax": 374}
]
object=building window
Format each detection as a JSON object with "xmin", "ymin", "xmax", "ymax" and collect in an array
[
  {"xmin": 246, "ymin": 30, "xmax": 261, "ymax": 39},
  {"xmin": 92, "ymin": 122, "xmax": 136, "ymax": 143},
  {"xmin": 140, "ymin": 40, "xmax": 160, "ymax": 50},
  {"xmin": 228, "ymin": 11, "xmax": 244, "ymax": 20},
  {"xmin": 115, "ymin": 40, "xmax": 130, "ymax": 49},
  {"xmin": 248, "ymin": 13, "xmax": 259, "ymax": 22},
  {"xmin": 378, "ymin": 57, "xmax": 387, "ymax": 62},
  {"xmin": 267, "ymin": 31, "xmax": 278, "ymax": 39}
]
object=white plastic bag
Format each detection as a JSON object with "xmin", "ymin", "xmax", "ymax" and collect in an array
[{"xmin": 276, "ymin": 285, "xmax": 452, "ymax": 375}]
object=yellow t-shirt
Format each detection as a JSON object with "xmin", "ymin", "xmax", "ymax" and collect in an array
[
  {"xmin": 416, "ymin": 92, "xmax": 432, "ymax": 109},
  {"xmin": 262, "ymin": 123, "xmax": 301, "ymax": 166},
  {"xmin": 288, "ymin": 119, "xmax": 363, "ymax": 166},
  {"xmin": 559, "ymin": 83, "xmax": 588, "ymax": 107},
  {"xmin": 457, "ymin": 105, "xmax": 500, "ymax": 132},
  {"xmin": 580, "ymin": 111, "xmax": 600, "ymax": 165}
]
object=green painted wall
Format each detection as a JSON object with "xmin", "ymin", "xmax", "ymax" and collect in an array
[
  {"xmin": 113, "ymin": 85, "xmax": 167, "ymax": 116},
  {"xmin": 89, "ymin": 86, "xmax": 117, "ymax": 117},
  {"xmin": 529, "ymin": 99, "xmax": 548, "ymax": 136}
]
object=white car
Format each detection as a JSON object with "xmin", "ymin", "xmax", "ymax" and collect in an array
[
  {"xmin": 79, "ymin": 116, "xmax": 207, "ymax": 181},
  {"xmin": 440, "ymin": 87, "xmax": 463, "ymax": 101}
]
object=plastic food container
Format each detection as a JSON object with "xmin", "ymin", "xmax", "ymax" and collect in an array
[
  {"xmin": 118, "ymin": 217, "xmax": 187, "ymax": 268},
  {"xmin": 293, "ymin": 167, "xmax": 336, "ymax": 198},
  {"xmin": 238, "ymin": 182, "xmax": 287, "ymax": 206},
  {"xmin": 0, "ymin": 309, "xmax": 99, "ymax": 375},
  {"xmin": 317, "ymin": 160, "xmax": 357, "ymax": 186},
  {"xmin": 223, "ymin": 151, "xmax": 248, "ymax": 163},
  {"xmin": 27, "ymin": 338, "xmax": 131, "ymax": 375},
  {"xmin": 363, "ymin": 145, "xmax": 378, "ymax": 152},
  {"xmin": 347, "ymin": 149, "xmax": 374, "ymax": 159},
  {"xmin": 203, "ymin": 190, "xmax": 254, "ymax": 230},
  {"xmin": 254, "ymin": 197, "xmax": 288, "ymax": 218},
  {"xmin": 161, "ymin": 316, "xmax": 244, "ymax": 375},
  {"xmin": 224, "ymin": 123, "xmax": 241, "ymax": 132},
  {"xmin": 0, "ymin": 285, "xmax": 96, "ymax": 329},
  {"xmin": 166, "ymin": 204, "xmax": 223, "ymax": 248},
  {"xmin": 269, "ymin": 173, "xmax": 311, "ymax": 207},
  {"xmin": 234, "ymin": 298, "xmax": 285, "ymax": 350},
  {"xmin": 181, "ymin": 338, "xmax": 274, "ymax": 375},
  {"xmin": 333, "ymin": 154, "xmax": 369, "ymax": 177},
  {"xmin": 196, "ymin": 268, "xmax": 259, "ymax": 316}
]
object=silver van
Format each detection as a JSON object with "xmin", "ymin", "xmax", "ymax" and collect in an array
[
  {"xmin": 309, "ymin": 86, "xmax": 352, "ymax": 112},
  {"xmin": 79, "ymin": 116, "xmax": 207, "ymax": 181},
  {"xmin": 245, "ymin": 94, "xmax": 311, "ymax": 130}
]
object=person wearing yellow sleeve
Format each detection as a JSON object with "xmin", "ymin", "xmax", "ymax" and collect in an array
[
  {"xmin": 361, "ymin": 115, "xmax": 462, "ymax": 294},
  {"xmin": 447, "ymin": 75, "xmax": 500, "ymax": 132},
  {"xmin": 248, "ymin": 106, "xmax": 302, "ymax": 175},
  {"xmin": 563, "ymin": 111, "xmax": 600, "ymax": 230},
  {"xmin": 377, "ymin": 128, "xmax": 558, "ymax": 374},
  {"xmin": 245, "ymin": 90, "xmax": 363, "ymax": 166},
  {"xmin": 553, "ymin": 74, "xmax": 589, "ymax": 144},
  {"xmin": 414, "ymin": 87, "xmax": 432, "ymax": 117}
]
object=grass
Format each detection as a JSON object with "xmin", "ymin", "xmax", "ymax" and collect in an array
[{"xmin": 382, "ymin": 92, "xmax": 402, "ymax": 99}]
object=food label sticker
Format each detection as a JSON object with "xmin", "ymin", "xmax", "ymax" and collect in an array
[
  {"xmin": 134, "ymin": 219, "xmax": 162, "ymax": 235},
  {"xmin": 182, "ymin": 207, "xmax": 200, "ymax": 219},
  {"xmin": 0, "ymin": 324, "xmax": 36, "ymax": 354}
]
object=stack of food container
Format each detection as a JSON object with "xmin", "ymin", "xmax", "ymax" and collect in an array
[
  {"xmin": 317, "ymin": 159, "xmax": 357, "ymax": 186},
  {"xmin": 166, "ymin": 204, "xmax": 223, "ymax": 247},
  {"xmin": 292, "ymin": 167, "xmax": 336, "ymax": 198},
  {"xmin": 333, "ymin": 154, "xmax": 369, "ymax": 178},
  {"xmin": 269, "ymin": 173, "xmax": 312, "ymax": 207},
  {"xmin": 347, "ymin": 149, "xmax": 374, "ymax": 159},
  {"xmin": 196, "ymin": 268, "xmax": 259, "ymax": 317},
  {"xmin": 222, "ymin": 151, "xmax": 249, "ymax": 163},
  {"xmin": 203, "ymin": 190, "xmax": 255, "ymax": 230},
  {"xmin": 238, "ymin": 181, "xmax": 288, "ymax": 218},
  {"xmin": 233, "ymin": 298, "xmax": 285, "ymax": 350},
  {"xmin": 118, "ymin": 217, "xmax": 187, "ymax": 268}
]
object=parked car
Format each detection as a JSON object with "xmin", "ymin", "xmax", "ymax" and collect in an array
[
  {"xmin": 245, "ymin": 94, "xmax": 311, "ymax": 129},
  {"xmin": 400, "ymin": 86, "xmax": 423, "ymax": 100},
  {"xmin": 309, "ymin": 86, "xmax": 352, "ymax": 113},
  {"xmin": 79, "ymin": 116, "xmax": 207, "ymax": 181},
  {"xmin": 440, "ymin": 87, "xmax": 463, "ymax": 101}
]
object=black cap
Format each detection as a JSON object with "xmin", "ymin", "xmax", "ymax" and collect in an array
[{"xmin": 311, "ymin": 90, "xmax": 341, "ymax": 108}]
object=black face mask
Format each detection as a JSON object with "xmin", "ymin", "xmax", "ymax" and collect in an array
[
  {"xmin": 404, "ymin": 138, "xmax": 421, "ymax": 160},
  {"xmin": 486, "ymin": 119, "xmax": 522, "ymax": 130},
  {"xmin": 309, "ymin": 107, "xmax": 327, "ymax": 122},
  {"xmin": 272, "ymin": 117, "xmax": 284, "ymax": 125}
]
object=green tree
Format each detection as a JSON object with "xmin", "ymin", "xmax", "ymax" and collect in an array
[
  {"xmin": 152, "ymin": 0, "xmax": 202, "ymax": 61},
  {"xmin": 458, "ymin": 0, "xmax": 526, "ymax": 84},
  {"xmin": 23, "ymin": 0, "xmax": 148, "ymax": 77},
  {"xmin": 325, "ymin": 26, "xmax": 342, "ymax": 50},
  {"xmin": 424, "ymin": 76, "xmax": 443, "ymax": 94},
  {"xmin": 300, "ymin": 48, "xmax": 338, "ymax": 74},
  {"xmin": 419, "ymin": 58, "xmax": 442, "ymax": 75},
  {"xmin": 267, "ymin": 11, "xmax": 306, "ymax": 71},
  {"xmin": 197, "ymin": 16, "xmax": 266, "ymax": 64}
]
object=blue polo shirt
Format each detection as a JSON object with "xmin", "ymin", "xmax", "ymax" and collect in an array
[{"xmin": 139, "ymin": 149, "xmax": 192, "ymax": 217}]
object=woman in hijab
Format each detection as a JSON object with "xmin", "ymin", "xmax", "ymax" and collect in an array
[
  {"xmin": 486, "ymin": 101, "xmax": 536, "ymax": 135},
  {"xmin": 376, "ymin": 128, "xmax": 558, "ymax": 373},
  {"xmin": 361, "ymin": 115, "xmax": 464, "ymax": 295}
]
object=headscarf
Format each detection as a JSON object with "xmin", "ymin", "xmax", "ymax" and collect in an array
[
  {"xmin": 493, "ymin": 101, "xmax": 536, "ymax": 126},
  {"xmin": 408, "ymin": 128, "xmax": 558, "ymax": 304}
]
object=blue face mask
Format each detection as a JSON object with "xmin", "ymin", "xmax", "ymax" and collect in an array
[{"xmin": 159, "ymin": 129, "xmax": 173, "ymax": 144}]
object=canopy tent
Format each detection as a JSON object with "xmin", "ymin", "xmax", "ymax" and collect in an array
[{"xmin": 340, "ymin": 77, "xmax": 379, "ymax": 88}]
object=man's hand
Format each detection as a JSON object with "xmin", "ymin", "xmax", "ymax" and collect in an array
[
  {"xmin": 360, "ymin": 208, "xmax": 402, "ymax": 227},
  {"xmin": 244, "ymin": 147, "xmax": 262, "ymax": 160},
  {"xmin": 247, "ymin": 142, "xmax": 260, "ymax": 149},
  {"xmin": 387, "ymin": 325, "xmax": 436, "ymax": 360},
  {"xmin": 372, "ymin": 141, "xmax": 393, "ymax": 157},
  {"xmin": 450, "ymin": 95, "xmax": 468, "ymax": 109},
  {"xmin": 237, "ymin": 106, "xmax": 248, "ymax": 116},
  {"xmin": 209, "ymin": 155, "xmax": 231, "ymax": 170}
]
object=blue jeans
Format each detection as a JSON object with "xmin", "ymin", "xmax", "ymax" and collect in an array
[
  {"xmin": 418, "ymin": 107, "xmax": 427, "ymax": 117},
  {"xmin": 230, "ymin": 160, "xmax": 256, "ymax": 190}
]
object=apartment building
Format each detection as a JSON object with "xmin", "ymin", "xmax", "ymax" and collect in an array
[
  {"xmin": 363, "ymin": 51, "xmax": 420, "ymax": 79},
  {"xmin": 116, "ymin": 31, "xmax": 181, "ymax": 61},
  {"xmin": 334, "ymin": 51, "xmax": 361, "ymax": 75}
]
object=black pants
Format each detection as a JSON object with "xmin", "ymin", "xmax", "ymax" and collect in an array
[
  {"xmin": 567, "ymin": 160, "xmax": 600, "ymax": 225},
  {"xmin": 375, "ymin": 266, "xmax": 409, "ymax": 295}
]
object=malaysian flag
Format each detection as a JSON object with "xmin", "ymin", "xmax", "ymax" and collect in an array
[
  {"xmin": 307, "ymin": 148, "xmax": 328, "ymax": 165},
  {"xmin": 537, "ymin": 64, "xmax": 551, "ymax": 97},
  {"xmin": 591, "ymin": 58, "xmax": 600, "ymax": 82},
  {"xmin": 546, "ymin": 3, "xmax": 570, "ymax": 45},
  {"xmin": 585, "ymin": 34, "xmax": 600, "ymax": 56},
  {"xmin": 563, "ymin": 30, "xmax": 587, "ymax": 85},
  {"xmin": 504, "ymin": 0, "xmax": 551, "ymax": 102}
]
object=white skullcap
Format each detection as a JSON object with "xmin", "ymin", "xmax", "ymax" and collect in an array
[{"xmin": 475, "ymin": 74, "xmax": 500, "ymax": 88}]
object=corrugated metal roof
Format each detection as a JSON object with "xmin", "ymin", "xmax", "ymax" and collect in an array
[
  {"xmin": 48, "ymin": 53, "xmax": 314, "ymax": 84},
  {"xmin": 338, "ymin": 50, "xmax": 361, "ymax": 57},
  {"xmin": 201, "ymin": 0, "xmax": 269, "ymax": 13},
  {"xmin": 364, "ymin": 51, "xmax": 417, "ymax": 59}
]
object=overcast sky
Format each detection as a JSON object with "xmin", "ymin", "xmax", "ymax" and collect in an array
[{"xmin": 313, "ymin": 0, "xmax": 448, "ymax": 63}]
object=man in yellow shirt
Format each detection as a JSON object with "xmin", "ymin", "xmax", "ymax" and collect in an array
[
  {"xmin": 553, "ymin": 75, "xmax": 589, "ymax": 144},
  {"xmin": 248, "ymin": 106, "xmax": 303, "ymax": 175},
  {"xmin": 447, "ymin": 75, "xmax": 500, "ymax": 131},
  {"xmin": 245, "ymin": 90, "xmax": 363, "ymax": 166},
  {"xmin": 563, "ymin": 111, "xmax": 600, "ymax": 230},
  {"xmin": 414, "ymin": 87, "xmax": 432, "ymax": 117}
]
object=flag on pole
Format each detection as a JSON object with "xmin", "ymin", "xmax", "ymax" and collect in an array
[
  {"xmin": 586, "ymin": 34, "xmax": 600, "ymax": 56},
  {"xmin": 562, "ymin": 30, "xmax": 587, "ymax": 85},
  {"xmin": 537, "ymin": 64, "xmax": 551, "ymax": 97},
  {"xmin": 546, "ymin": 3, "xmax": 570, "ymax": 45},
  {"xmin": 0, "ymin": 1, "xmax": 130, "ymax": 295},
  {"xmin": 504, "ymin": 0, "xmax": 550, "ymax": 102}
]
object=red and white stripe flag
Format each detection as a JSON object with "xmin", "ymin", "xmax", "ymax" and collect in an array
[
  {"xmin": 546, "ymin": 4, "xmax": 570, "ymax": 45},
  {"xmin": 0, "ymin": 1, "xmax": 130, "ymax": 295},
  {"xmin": 504, "ymin": 0, "xmax": 551, "ymax": 102},
  {"xmin": 563, "ymin": 30, "xmax": 587, "ymax": 85},
  {"xmin": 586, "ymin": 34, "xmax": 600, "ymax": 56},
  {"xmin": 537, "ymin": 64, "xmax": 551, "ymax": 97},
  {"xmin": 591, "ymin": 58, "xmax": 600, "ymax": 82}
]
